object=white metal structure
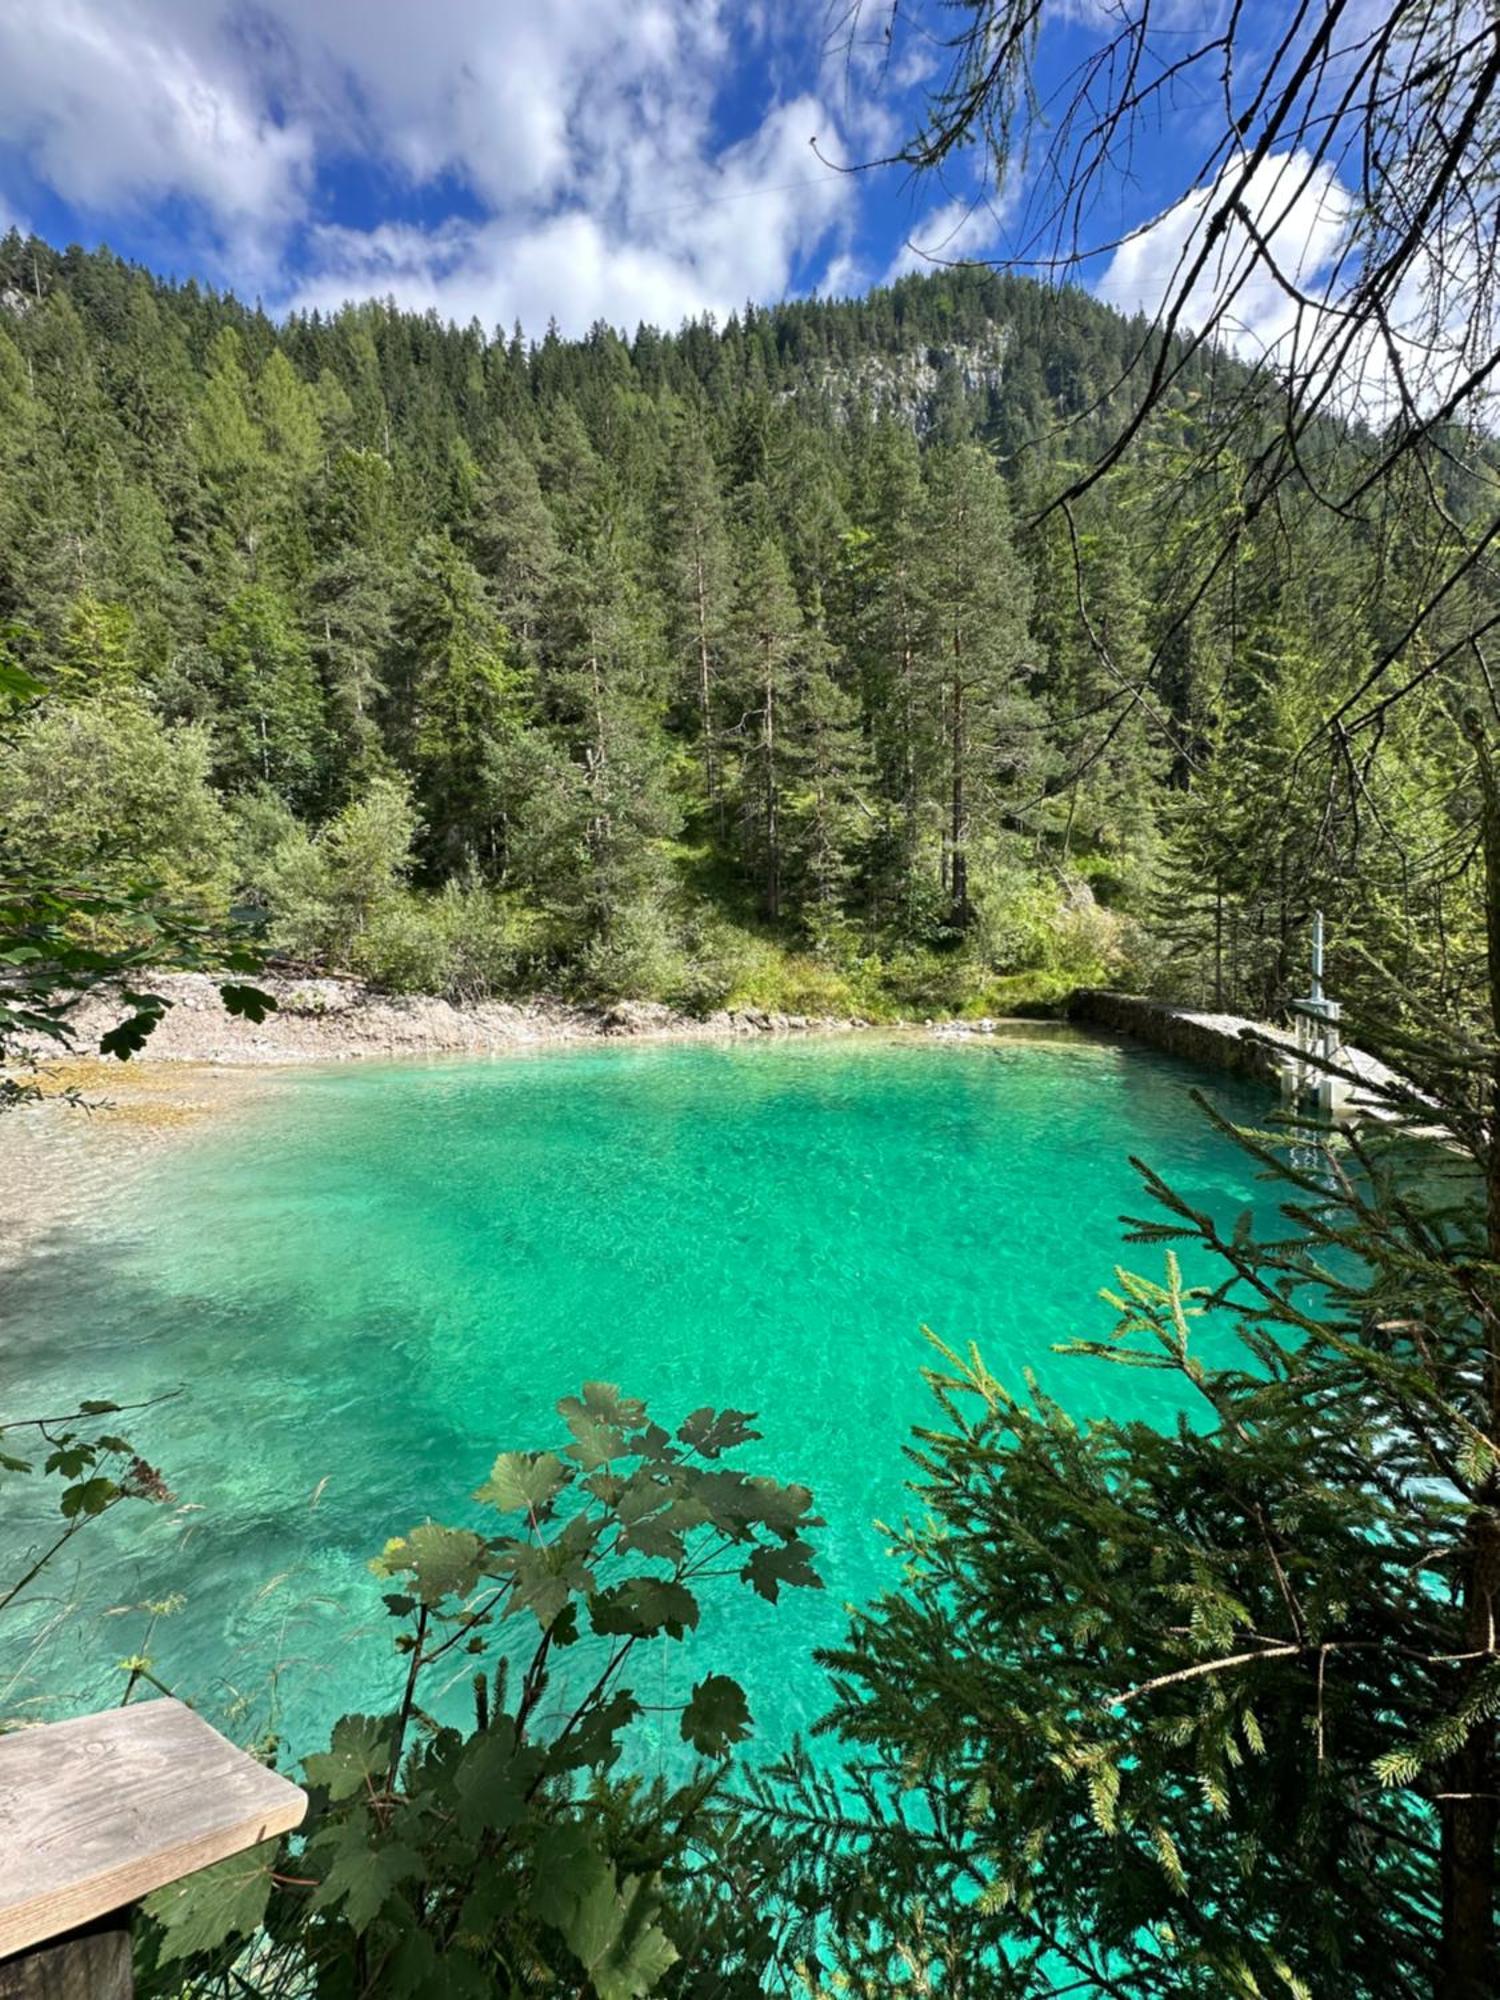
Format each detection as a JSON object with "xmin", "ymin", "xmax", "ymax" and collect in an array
[{"xmin": 1282, "ymin": 911, "xmax": 1351, "ymax": 1117}]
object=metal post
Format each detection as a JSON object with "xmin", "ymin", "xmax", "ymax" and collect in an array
[{"xmin": 1310, "ymin": 908, "xmax": 1324, "ymax": 1004}]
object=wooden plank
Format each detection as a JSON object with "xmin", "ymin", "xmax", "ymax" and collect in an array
[
  {"xmin": 0, "ymin": 1919, "xmax": 132, "ymax": 2000},
  {"xmin": 0, "ymin": 1699, "xmax": 306, "ymax": 1959}
]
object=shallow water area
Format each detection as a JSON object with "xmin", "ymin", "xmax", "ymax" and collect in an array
[{"xmin": 1, "ymin": 1030, "xmax": 1274, "ymax": 1760}]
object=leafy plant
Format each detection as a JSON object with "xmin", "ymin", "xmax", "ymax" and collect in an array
[
  {"xmin": 753, "ymin": 1007, "xmax": 1500, "ymax": 1991},
  {"xmin": 0, "ymin": 1397, "xmax": 175, "ymax": 1657},
  {"xmin": 138, "ymin": 1383, "xmax": 823, "ymax": 1998}
]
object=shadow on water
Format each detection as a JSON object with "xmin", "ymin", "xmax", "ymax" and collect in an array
[{"xmin": 1, "ymin": 1230, "xmax": 485, "ymax": 1739}]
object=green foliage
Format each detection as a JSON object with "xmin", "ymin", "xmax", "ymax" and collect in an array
[
  {"xmin": 262, "ymin": 773, "xmax": 418, "ymax": 967},
  {"xmin": 0, "ymin": 695, "xmax": 232, "ymax": 915},
  {"xmin": 135, "ymin": 1384, "xmax": 823, "ymax": 1998},
  {"xmin": 0, "ymin": 670, "xmax": 274, "ymax": 1672},
  {"xmin": 752, "ymin": 953, "xmax": 1500, "ymax": 1995},
  {"xmin": 6, "ymin": 237, "xmax": 1475, "ymax": 1024},
  {"xmin": 145, "ymin": 1841, "xmax": 278, "ymax": 1963}
]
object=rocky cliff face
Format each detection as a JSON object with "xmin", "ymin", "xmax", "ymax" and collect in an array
[{"xmin": 802, "ymin": 330, "xmax": 1012, "ymax": 434}]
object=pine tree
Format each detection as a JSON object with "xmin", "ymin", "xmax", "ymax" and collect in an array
[
  {"xmin": 915, "ymin": 444, "xmax": 1037, "ymax": 927},
  {"xmin": 207, "ymin": 585, "xmax": 326, "ymax": 809},
  {"xmin": 784, "ymin": 589, "xmax": 871, "ymax": 943},
  {"xmin": 467, "ymin": 428, "xmax": 560, "ymax": 656},
  {"xmin": 541, "ymin": 519, "xmax": 676, "ymax": 939},
  {"xmin": 845, "ymin": 420, "xmax": 927, "ymax": 933},
  {"xmin": 759, "ymin": 733, "xmax": 1500, "ymax": 1995},
  {"xmin": 660, "ymin": 415, "xmax": 733, "ymax": 827},
  {"xmin": 387, "ymin": 534, "xmax": 525, "ymax": 874},
  {"xmin": 727, "ymin": 537, "xmax": 804, "ymax": 922}
]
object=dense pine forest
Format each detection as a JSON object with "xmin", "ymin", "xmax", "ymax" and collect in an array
[{"xmin": 0, "ymin": 231, "xmax": 1487, "ymax": 1024}]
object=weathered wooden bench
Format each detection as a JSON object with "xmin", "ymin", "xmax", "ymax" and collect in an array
[{"xmin": 0, "ymin": 1700, "xmax": 307, "ymax": 1998}]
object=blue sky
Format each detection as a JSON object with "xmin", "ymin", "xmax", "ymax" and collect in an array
[{"xmin": 0, "ymin": 1, "xmax": 1343, "ymax": 351}]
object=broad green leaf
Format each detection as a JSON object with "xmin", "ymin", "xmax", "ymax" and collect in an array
[
  {"xmin": 742, "ymin": 1537, "xmax": 822, "ymax": 1603},
  {"xmin": 550, "ymin": 1689, "xmax": 640, "ymax": 1773},
  {"xmin": 311, "ymin": 1830, "xmax": 421, "ymax": 1933},
  {"xmin": 475, "ymin": 1448, "xmax": 569, "ymax": 1516},
  {"xmin": 565, "ymin": 1413, "xmax": 630, "ymax": 1471},
  {"xmin": 0, "ymin": 656, "xmax": 46, "ymax": 703},
  {"xmin": 452, "ymin": 1720, "xmax": 544, "ymax": 1838},
  {"xmin": 45, "ymin": 1444, "xmax": 95, "ymax": 1478},
  {"xmin": 498, "ymin": 1523, "xmax": 598, "ymax": 1632},
  {"xmin": 99, "ymin": 1007, "xmax": 167, "ymax": 1061},
  {"xmin": 59, "ymin": 1476, "xmax": 116, "ymax": 1518},
  {"xmin": 144, "ymin": 1837, "xmax": 277, "ymax": 1960},
  {"xmin": 677, "ymin": 1407, "xmax": 761, "ymax": 1459},
  {"xmin": 371, "ymin": 1522, "xmax": 486, "ymax": 1605},
  {"xmin": 681, "ymin": 1673, "xmax": 752, "ymax": 1756},
  {"xmin": 304, "ymin": 1713, "xmax": 392, "ymax": 1800},
  {"xmin": 558, "ymin": 1382, "xmax": 647, "ymax": 1430},
  {"xmin": 590, "ymin": 1577, "xmax": 698, "ymax": 1639},
  {"xmin": 533, "ymin": 1828, "xmax": 679, "ymax": 2000},
  {"xmin": 218, "ymin": 981, "xmax": 278, "ymax": 1023}
]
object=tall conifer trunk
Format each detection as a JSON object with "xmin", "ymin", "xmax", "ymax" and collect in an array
[
  {"xmin": 949, "ymin": 624, "xmax": 968, "ymax": 927},
  {"xmin": 763, "ymin": 631, "xmax": 779, "ymax": 921},
  {"xmin": 693, "ymin": 535, "xmax": 720, "ymax": 830}
]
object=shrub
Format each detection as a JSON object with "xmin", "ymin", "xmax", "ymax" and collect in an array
[
  {"xmin": 576, "ymin": 896, "xmax": 695, "ymax": 1005},
  {"xmin": 0, "ymin": 695, "xmax": 231, "ymax": 918},
  {"xmin": 349, "ymin": 879, "xmax": 532, "ymax": 1002},
  {"xmin": 137, "ymin": 1385, "xmax": 823, "ymax": 1999},
  {"xmin": 266, "ymin": 776, "xmax": 418, "ymax": 968}
]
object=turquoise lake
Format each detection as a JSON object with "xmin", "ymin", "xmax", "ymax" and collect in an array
[{"xmin": 2, "ymin": 1030, "xmax": 1273, "ymax": 1763}]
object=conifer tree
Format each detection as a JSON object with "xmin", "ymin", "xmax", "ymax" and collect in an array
[
  {"xmin": 784, "ymin": 590, "xmax": 871, "ymax": 944},
  {"xmin": 759, "ymin": 734, "xmax": 1500, "ymax": 1999},
  {"xmin": 915, "ymin": 445, "xmax": 1037, "ymax": 927},
  {"xmin": 661, "ymin": 415, "xmax": 733, "ymax": 826},
  {"xmin": 846, "ymin": 420, "xmax": 928, "ymax": 932},
  {"xmin": 387, "ymin": 534, "xmax": 525, "ymax": 875},
  {"xmin": 727, "ymin": 536, "xmax": 805, "ymax": 921},
  {"xmin": 206, "ymin": 585, "xmax": 325, "ymax": 810}
]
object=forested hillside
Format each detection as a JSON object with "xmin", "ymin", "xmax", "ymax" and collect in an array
[{"xmin": 0, "ymin": 233, "xmax": 1485, "ymax": 1022}]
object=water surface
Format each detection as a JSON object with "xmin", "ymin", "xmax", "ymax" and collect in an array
[{"xmin": 1, "ymin": 1031, "xmax": 1274, "ymax": 1757}]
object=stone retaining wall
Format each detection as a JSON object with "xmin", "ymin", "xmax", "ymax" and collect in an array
[{"xmin": 1069, "ymin": 989, "xmax": 1286, "ymax": 1083}]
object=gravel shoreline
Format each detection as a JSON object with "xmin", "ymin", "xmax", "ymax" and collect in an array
[{"xmin": 34, "ymin": 972, "xmax": 880, "ymax": 1066}]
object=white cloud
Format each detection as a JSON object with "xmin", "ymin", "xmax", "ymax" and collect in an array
[
  {"xmin": 1093, "ymin": 149, "xmax": 1351, "ymax": 359},
  {"xmin": 0, "ymin": 1, "xmax": 854, "ymax": 333},
  {"xmin": 883, "ymin": 193, "xmax": 1011, "ymax": 285},
  {"xmin": 289, "ymin": 90, "xmax": 849, "ymax": 334},
  {"xmin": 1092, "ymin": 146, "xmax": 1492, "ymax": 423},
  {"xmin": 0, "ymin": 0, "xmax": 311, "ymax": 279}
]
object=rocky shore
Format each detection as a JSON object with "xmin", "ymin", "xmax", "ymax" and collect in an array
[{"xmin": 36, "ymin": 972, "xmax": 880, "ymax": 1067}]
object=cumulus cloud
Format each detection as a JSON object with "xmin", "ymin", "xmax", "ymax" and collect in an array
[
  {"xmin": 0, "ymin": 0, "xmax": 311, "ymax": 277},
  {"xmin": 1092, "ymin": 145, "xmax": 1491, "ymax": 422},
  {"xmin": 1093, "ymin": 149, "xmax": 1351, "ymax": 359},
  {"xmin": 883, "ymin": 194, "xmax": 1011, "ymax": 285},
  {"xmin": 0, "ymin": 0, "xmax": 854, "ymax": 333}
]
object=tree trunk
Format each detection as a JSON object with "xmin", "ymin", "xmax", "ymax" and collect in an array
[
  {"xmin": 949, "ymin": 626, "xmax": 968, "ymax": 927},
  {"xmin": 763, "ymin": 636, "xmax": 779, "ymax": 922},
  {"xmin": 693, "ymin": 537, "xmax": 720, "ymax": 830}
]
